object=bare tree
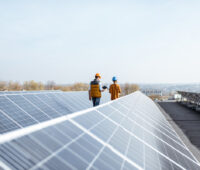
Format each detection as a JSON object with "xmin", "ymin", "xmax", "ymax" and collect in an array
[
  {"xmin": 0, "ymin": 80, "xmax": 90, "ymax": 92},
  {"xmin": 23, "ymin": 80, "xmax": 44, "ymax": 90},
  {"xmin": 38, "ymin": 82, "xmax": 44, "ymax": 90},
  {"xmin": 122, "ymin": 83, "xmax": 139, "ymax": 96},
  {"xmin": 45, "ymin": 81, "xmax": 56, "ymax": 90},
  {"xmin": 0, "ymin": 81, "xmax": 7, "ymax": 91},
  {"xmin": 71, "ymin": 83, "xmax": 89, "ymax": 91},
  {"xmin": 7, "ymin": 81, "xmax": 21, "ymax": 91}
]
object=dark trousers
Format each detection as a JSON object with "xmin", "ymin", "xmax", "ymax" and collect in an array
[{"xmin": 92, "ymin": 97, "xmax": 101, "ymax": 107}]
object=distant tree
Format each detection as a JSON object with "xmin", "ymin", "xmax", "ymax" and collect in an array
[
  {"xmin": 122, "ymin": 83, "xmax": 140, "ymax": 95},
  {"xmin": 0, "ymin": 81, "xmax": 7, "ymax": 91},
  {"xmin": 149, "ymin": 95, "xmax": 162, "ymax": 101},
  {"xmin": 29, "ymin": 80, "xmax": 38, "ymax": 90},
  {"xmin": 23, "ymin": 81, "xmax": 44, "ymax": 90},
  {"xmin": 38, "ymin": 82, "xmax": 44, "ymax": 90},
  {"xmin": 0, "ymin": 80, "xmax": 90, "ymax": 92},
  {"xmin": 53, "ymin": 83, "xmax": 89, "ymax": 91},
  {"xmin": 7, "ymin": 81, "xmax": 21, "ymax": 91},
  {"xmin": 23, "ymin": 81, "xmax": 29, "ymax": 90},
  {"xmin": 54, "ymin": 85, "xmax": 71, "ymax": 91},
  {"xmin": 71, "ymin": 83, "xmax": 89, "ymax": 91},
  {"xmin": 45, "ymin": 81, "xmax": 56, "ymax": 90}
]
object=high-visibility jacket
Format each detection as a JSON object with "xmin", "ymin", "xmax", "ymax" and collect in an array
[
  {"xmin": 90, "ymin": 79, "xmax": 101, "ymax": 98},
  {"xmin": 109, "ymin": 84, "xmax": 121, "ymax": 100}
]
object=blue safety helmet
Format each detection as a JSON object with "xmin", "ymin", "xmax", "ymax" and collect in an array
[{"xmin": 112, "ymin": 76, "xmax": 117, "ymax": 81}]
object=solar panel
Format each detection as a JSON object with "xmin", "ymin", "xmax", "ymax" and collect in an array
[
  {"xmin": 0, "ymin": 91, "xmax": 199, "ymax": 170},
  {"xmin": 0, "ymin": 90, "xmax": 61, "ymax": 95},
  {"xmin": 0, "ymin": 91, "xmax": 110, "ymax": 134}
]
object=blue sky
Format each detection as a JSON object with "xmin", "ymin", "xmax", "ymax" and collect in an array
[{"xmin": 0, "ymin": 0, "xmax": 200, "ymax": 84}]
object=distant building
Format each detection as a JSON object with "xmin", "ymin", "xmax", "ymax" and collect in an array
[
  {"xmin": 174, "ymin": 93, "xmax": 181, "ymax": 100},
  {"xmin": 141, "ymin": 89, "xmax": 162, "ymax": 96}
]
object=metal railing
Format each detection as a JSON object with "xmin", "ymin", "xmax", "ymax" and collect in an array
[{"xmin": 177, "ymin": 91, "xmax": 200, "ymax": 111}]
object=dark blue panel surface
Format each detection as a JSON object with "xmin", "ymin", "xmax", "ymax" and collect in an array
[
  {"xmin": 0, "ymin": 96, "xmax": 36, "ymax": 128},
  {"xmin": 7, "ymin": 95, "xmax": 49, "ymax": 122}
]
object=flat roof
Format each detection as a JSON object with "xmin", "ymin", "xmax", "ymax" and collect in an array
[{"xmin": 158, "ymin": 102, "xmax": 200, "ymax": 162}]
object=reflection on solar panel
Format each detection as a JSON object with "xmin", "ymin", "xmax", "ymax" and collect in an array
[
  {"xmin": 0, "ymin": 91, "xmax": 110, "ymax": 134},
  {"xmin": 0, "ymin": 91, "xmax": 200, "ymax": 170}
]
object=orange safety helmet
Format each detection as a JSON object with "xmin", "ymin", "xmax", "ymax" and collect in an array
[{"xmin": 95, "ymin": 73, "xmax": 101, "ymax": 78}]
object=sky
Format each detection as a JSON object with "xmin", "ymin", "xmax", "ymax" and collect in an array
[{"xmin": 0, "ymin": 0, "xmax": 200, "ymax": 84}]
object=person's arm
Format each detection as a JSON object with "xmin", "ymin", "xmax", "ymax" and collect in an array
[
  {"xmin": 99, "ymin": 82, "xmax": 105, "ymax": 92},
  {"xmin": 118, "ymin": 85, "xmax": 121, "ymax": 93},
  {"xmin": 88, "ymin": 90, "xmax": 91, "ymax": 100},
  {"xmin": 88, "ymin": 84, "xmax": 91, "ymax": 100},
  {"xmin": 109, "ymin": 85, "xmax": 112, "ymax": 94}
]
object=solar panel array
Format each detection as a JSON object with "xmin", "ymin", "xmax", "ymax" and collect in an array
[
  {"xmin": 0, "ymin": 91, "xmax": 109, "ymax": 134},
  {"xmin": 0, "ymin": 91, "xmax": 200, "ymax": 170}
]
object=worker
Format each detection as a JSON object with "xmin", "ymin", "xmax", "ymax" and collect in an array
[
  {"xmin": 89, "ymin": 73, "xmax": 106, "ymax": 107},
  {"xmin": 109, "ymin": 76, "xmax": 121, "ymax": 100}
]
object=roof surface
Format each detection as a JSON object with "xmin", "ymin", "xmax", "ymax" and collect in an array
[{"xmin": 158, "ymin": 102, "xmax": 200, "ymax": 161}]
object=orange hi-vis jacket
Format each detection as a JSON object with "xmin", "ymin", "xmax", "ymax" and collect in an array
[
  {"xmin": 109, "ymin": 83, "xmax": 121, "ymax": 100},
  {"xmin": 90, "ymin": 79, "xmax": 101, "ymax": 98}
]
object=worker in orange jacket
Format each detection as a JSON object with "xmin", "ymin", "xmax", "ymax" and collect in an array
[
  {"xmin": 89, "ymin": 73, "xmax": 106, "ymax": 107},
  {"xmin": 109, "ymin": 76, "xmax": 121, "ymax": 100}
]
